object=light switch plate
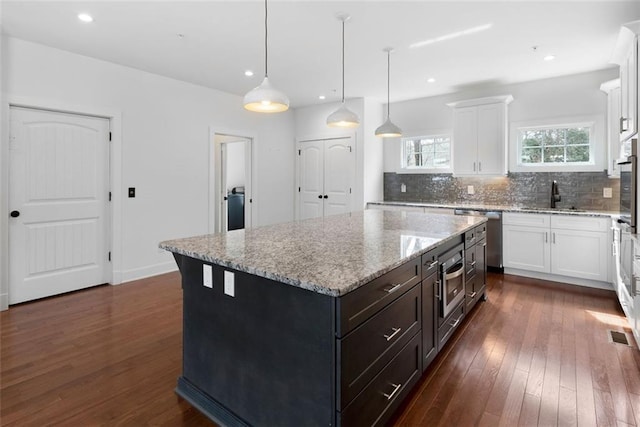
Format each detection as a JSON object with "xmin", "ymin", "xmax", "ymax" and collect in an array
[
  {"xmin": 603, "ymin": 187, "xmax": 613, "ymax": 198},
  {"xmin": 467, "ymin": 185, "xmax": 475, "ymax": 195},
  {"xmin": 224, "ymin": 271, "xmax": 235, "ymax": 297},
  {"xmin": 400, "ymin": 183, "xmax": 406, "ymax": 193},
  {"xmin": 203, "ymin": 264, "xmax": 213, "ymax": 288}
]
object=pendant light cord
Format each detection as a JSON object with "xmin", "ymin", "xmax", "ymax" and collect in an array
[
  {"xmin": 264, "ymin": 0, "xmax": 268, "ymax": 78},
  {"xmin": 386, "ymin": 50, "xmax": 391, "ymax": 119},
  {"xmin": 341, "ymin": 19, "xmax": 345, "ymax": 103}
]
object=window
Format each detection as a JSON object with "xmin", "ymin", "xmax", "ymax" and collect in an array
[
  {"xmin": 518, "ymin": 123, "xmax": 594, "ymax": 166},
  {"xmin": 402, "ymin": 135, "xmax": 451, "ymax": 170}
]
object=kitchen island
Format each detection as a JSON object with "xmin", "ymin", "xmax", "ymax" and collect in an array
[{"xmin": 160, "ymin": 210, "xmax": 487, "ymax": 427}]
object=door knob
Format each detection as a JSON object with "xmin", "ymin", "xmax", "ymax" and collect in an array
[{"xmin": 10, "ymin": 210, "xmax": 20, "ymax": 218}]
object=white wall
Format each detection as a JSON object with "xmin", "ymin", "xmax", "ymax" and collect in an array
[
  {"xmin": 1, "ymin": 37, "xmax": 294, "ymax": 307},
  {"xmin": 294, "ymin": 98, "xmax": 384, "ymax": 211},
  {"xmin": 384, "ymin": 68, "xmax": 619, "ymax": 173},
  {"xmin": 225, "ymin": 141, "xmax": 246, "ymax": 191}
]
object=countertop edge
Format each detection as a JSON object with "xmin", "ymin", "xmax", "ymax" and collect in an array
[{"xmin": 368, "ymin": 201, "xmax": 618, "ymax": 218}]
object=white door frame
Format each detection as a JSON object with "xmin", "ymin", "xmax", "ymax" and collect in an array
[
  {"xmin": 209, "ymin": 127, "xmax": 256, "ymax": 234},
  {"xmin": 1, "ymin": 96, "xmax": 123, "ymax": 311},
  {"xmin": 295, "ymin": 132, "xmax": 355, "ymax": 221}
]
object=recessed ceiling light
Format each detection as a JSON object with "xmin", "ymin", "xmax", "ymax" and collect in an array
[
  {"xmin": 544, "ymin": 55, "xmax": 556, "ymax": 61},
  {"xmin": 319, "ymin": 95, "xmax": 326, "ymax": 100},
  {"xmin": 77, "ymin": 13, "xmax": 93, "ymax": 23},
  {"xmin": 427, "ymin": 78, "xmax": 436, "ymax": 83},
  {"xmin": 244, "ymin": 70, "xmax": 254, "ymax": 77}
]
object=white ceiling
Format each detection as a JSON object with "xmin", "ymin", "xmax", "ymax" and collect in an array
[{"xmin": 2, "ymin": 1, "xmax": 639, "ymax": 108}]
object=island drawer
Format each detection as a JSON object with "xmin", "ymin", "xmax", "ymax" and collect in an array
[
  {"xmin": 475, "ymin": 223, "xmax": 487, "ymax": 242},
  {"xmin": 337, "ymin": 257, "xmax": 421, "ymax": 337},
  {"xmin": 437, "ymin": 302, "xmax": 465, "ymax": 352},
  {"xmin": 337, "ymin": 283, "xmax": 421, "ymax": 409},
  {"xmin": 339, "ymin": 333, "xmax": 421, "ymax": 427},
  {"xmin": 421, "ymin": 248, "xmax": 439, "ymax": 277}
]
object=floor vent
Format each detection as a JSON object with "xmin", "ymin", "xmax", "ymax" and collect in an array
[{"xmin": 608, "ymin": 330, "xmax": 632, "ymax": 346}]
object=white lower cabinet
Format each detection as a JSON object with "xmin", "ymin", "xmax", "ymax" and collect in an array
[{"xmin": 503, "ymin": 213, "xmax": 609, "ymax": 282}]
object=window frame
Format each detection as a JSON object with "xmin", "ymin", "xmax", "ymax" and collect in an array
[
  {"xmin": 509, "ymin": 116, "xmax": 605, "ymax": 173},
  {"xmin": 399, "ymin": 133, "xmax": 453, "ymax": 173}
]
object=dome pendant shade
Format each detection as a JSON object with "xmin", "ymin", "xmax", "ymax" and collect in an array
[
  {"xmin": 327, "ymin": 103, "xmax": 360, "ymax": 128},
  {"xmin": 375, "ymin": 117, "xmax": 402, "ymax": 137},
  {"xmin": 243, "ymin": 76, "xmax": 289, "ymax": 113}
]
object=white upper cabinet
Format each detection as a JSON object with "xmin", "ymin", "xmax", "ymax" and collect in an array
[
  {"xmin": 448, "ymin": 95, "xmax": 513, "ymax": 176},
  {"xmin": 600, "ymin": 78, "xmax": 626, "ymax": 177},
  {"xmin": 611, "ymin": 21, "xmax": 639, "ymax": 142}
]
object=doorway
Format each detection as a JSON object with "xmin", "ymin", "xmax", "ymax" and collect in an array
[
  {"xmin": 8, "ymin": 106, "xmax": 111, "ymax": 304},
  {"xmin": 211, "ymin": 133, "xmax": 253, "ymax": 233}
]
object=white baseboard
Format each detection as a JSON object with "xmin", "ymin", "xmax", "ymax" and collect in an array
[
  {"xmin": 116, "ymin": 261, "xmax": 178, "ymax": 285},
  {"xmin": 504, "ymin": 268, "xmax": 613, "ymax": 291},
  {"xmin": 0, "ymin": 293, "xmax": 8, "ymax": 311}
]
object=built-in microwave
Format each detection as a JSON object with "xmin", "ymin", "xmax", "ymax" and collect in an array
[{"xmin": 618, "ymin": 138, "xmax": 637, "ymax": 233}]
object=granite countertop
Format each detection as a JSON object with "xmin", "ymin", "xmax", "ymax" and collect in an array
[
  {"xmin": 159, "ymin": 210, "xmax": 486, "ymax": 297},
  {"xmin": 368, "ymin": 201, "xmax": 619, "ymax": 218}
]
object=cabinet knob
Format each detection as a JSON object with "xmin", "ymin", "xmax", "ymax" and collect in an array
[{"xmin": 10, "ymin": 210, "xmax": 20, "ymax": 218}]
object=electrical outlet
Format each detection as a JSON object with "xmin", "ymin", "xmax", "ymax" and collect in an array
[
  {"xmin": 467, "ymin": 185, "xmax": 475, "ymax": 195},
  {"xmin": 203, "ymin": 264, "xmax": 213, "ymax": 288},
  {"xmin": 400, "ymin": 183, "xmax": 406, "ymax": 193},
  {"xmin": 603, "ymin": 187, "xmax": 613, "ymax": 198},
  {"xmin": 224, "ymin": 271, "xmax": 235, "ymax": 297}
]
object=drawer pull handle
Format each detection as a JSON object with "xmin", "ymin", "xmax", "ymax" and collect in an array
[
  {"xmin": 436, "ymin": 280, "xmax": 442, "ymax": 300},
  {"xmin": 449, "ymin": 317, "xmax": 461, "ymax": 328},
  {"xmin": 467, "ymin": 261, "xmax": 476, "ymax": 267},
  {"xmin": 382, "ymin": 383, "xmax": 402, "ymax": 400},
  {"xmin": 383, "ymin": 283, "xmax": 403, "ymax": 293},
  {"xmin": 427, "ymin": 260, "xmax": 438, "ymax": 269},
  {"xmin": 468, "ymin": 291, "xmax": 477, "ymax": 299},
  {"xmin": 383, "ymin": 327, "xmax": 402, "ymax": 341}
]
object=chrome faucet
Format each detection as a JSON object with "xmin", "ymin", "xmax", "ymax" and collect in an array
[{"xmin": 551, "ymin": 180, "xmax": 561, "ymax": 208}]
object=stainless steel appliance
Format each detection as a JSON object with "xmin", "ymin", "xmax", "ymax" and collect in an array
[
  {"xmin": 454, "ymin": 209, "xmax": 503, "ymax": 269},
  {"xmin": 618, "ymin": 138, "xmax": 637, "ymax": 233},
  {"xmin": 438, "ymin": 244, "xmax": 465, "ymax": 319},
  {"xmin": 618, "ymin": 219, "xmax": 634, "ymax": 297}
]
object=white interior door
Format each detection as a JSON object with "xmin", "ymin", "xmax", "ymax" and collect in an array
[
  {"xmin": 323, "ymin": 138, "xmax": 353, "ymax": 217},
  {"xmin": 9, "ymin": 107, "xmax": 110, "ymax": 304},
  {"xmin": 299, "ymin": 141, "xmax": 324, "ymax": 220}
]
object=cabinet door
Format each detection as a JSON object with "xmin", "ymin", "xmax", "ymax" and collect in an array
[
  {"xmin": 421, "ymin": 273, "xmax": 437, "ymax": 371},
  {"xmin": 503, "ymin": 225, "xmax": 550, "ymax": 273},
  {"xmin": 299, "ymin": 141, "xmax": 324, "ymax": 220},
  {"xmin": 476, "ymin": 103, "xmax": 505, "ymax": 175},
  {"xmin": 323, "ymin": 139, "xmax": 353, "ymax": 217},
  {"xmin": 551, "ymin": 229, "xmax": 609, "ymax": 281},
  {"xmin": 452, "ymin": 107, "xmax": 478, "ymax": 175},
  {"xmin": 620, "ymin": 37, "xmax": 638, "ymax": 141}
]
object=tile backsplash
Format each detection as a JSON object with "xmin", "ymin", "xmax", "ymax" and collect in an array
[{"xmin": 383, "ymin": 172, "xmax": 620, "ymax": 211}]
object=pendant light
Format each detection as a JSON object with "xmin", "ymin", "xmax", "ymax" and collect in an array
[
  {"xmin": 327, "ymin": 14, "xmax": 360, "ymax": 128},
  {"xmin": 375, "ymin": 47, "xmax": 402, "ymax": 137},
  {"xmin": 243, "ymin": 0, "xmax": 289, "ymax": 113}
]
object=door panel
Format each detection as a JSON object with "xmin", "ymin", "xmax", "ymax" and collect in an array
[
  {"xmin": 299, "ymin": 141, "xmax": 324, "ymax": 220},
  {"xmin": 9, "ymin": 107, "xmax": 110, "ymax": 304},
  {"xmin": 323, "ymin": 139, "xmax": 352, "ymax": 217},
  {"xmin": 452, "ymin": 107, "xmax": 477, "ymax": 175},
  {"xmin": 551, "ymin": 230, "xmax": 608, "ymax": 281},
  {"xmin": 298, "ymin": 137, "xmax": 353, "ymax": 220}
]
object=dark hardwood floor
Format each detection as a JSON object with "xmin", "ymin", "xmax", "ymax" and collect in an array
[{"xmin": 2, "ymin": 272, "xmax": 639, "ymax": 426}]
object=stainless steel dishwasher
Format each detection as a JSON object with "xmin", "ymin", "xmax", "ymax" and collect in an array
[{"xmin": 454, "ymin": 209, "xmax": 503, "ymax": 270}]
